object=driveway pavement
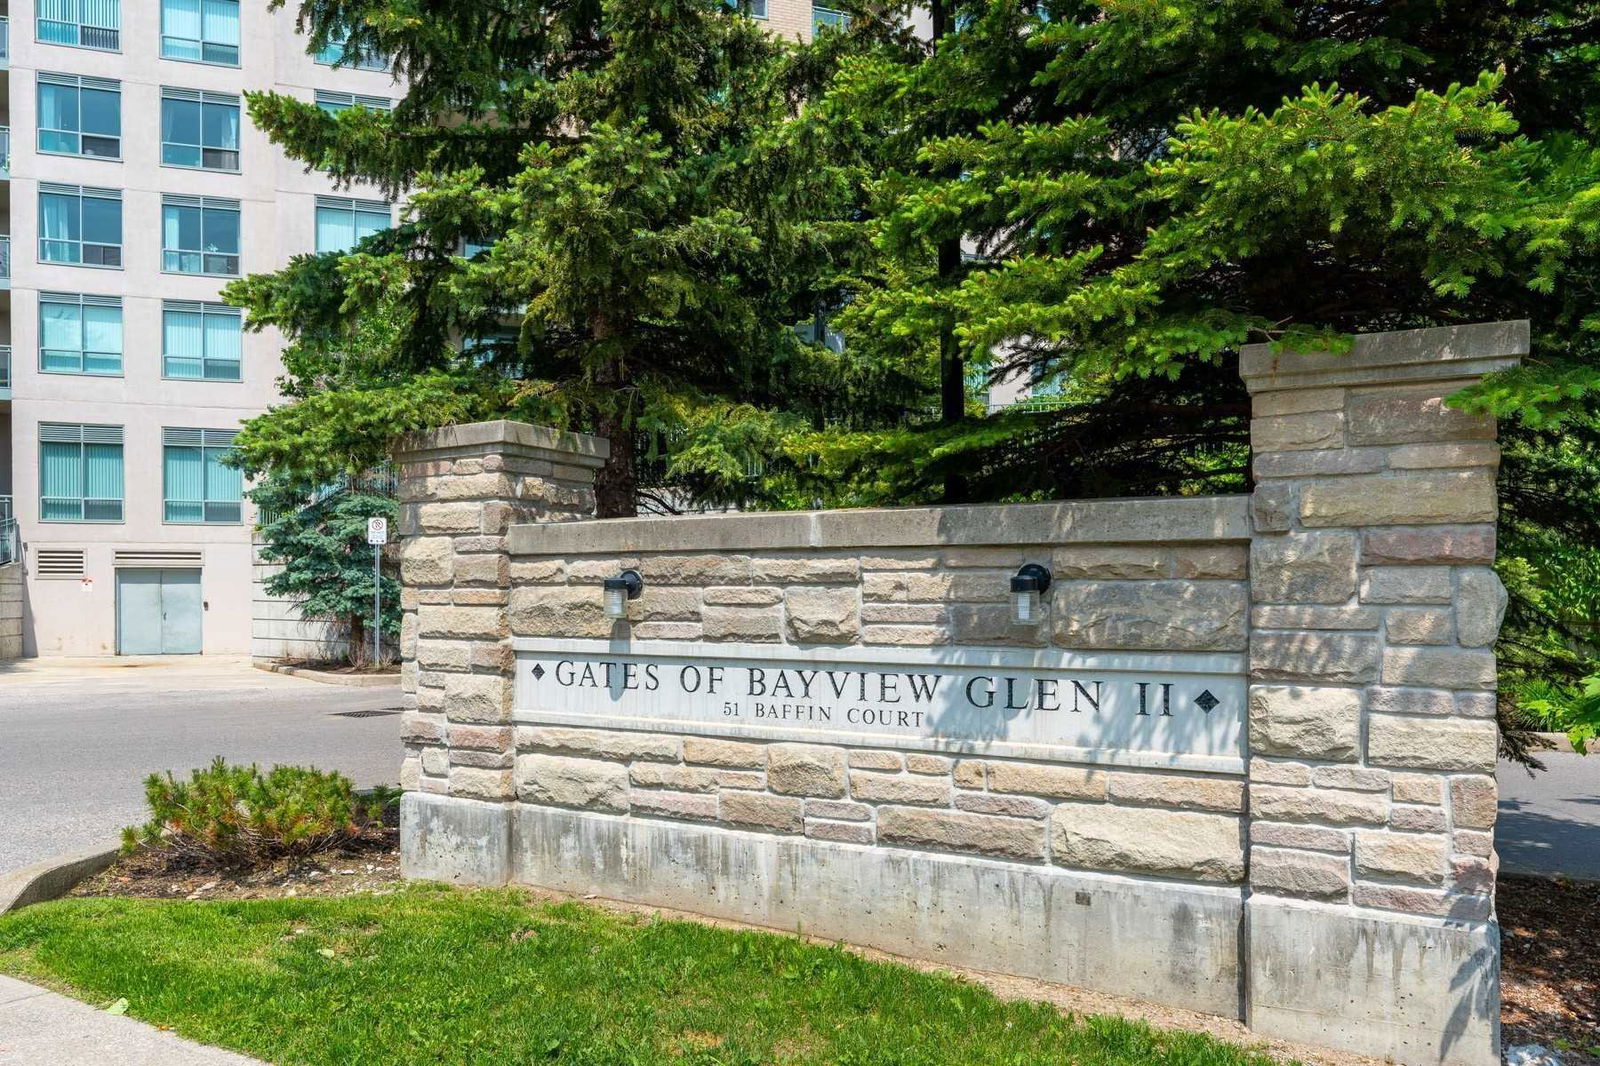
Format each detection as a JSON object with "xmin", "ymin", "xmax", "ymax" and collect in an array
[
  {"xmin": 0, "ymin": 656, "xmax": 401, "ymax": 875},
  {"xmin": 1498, "ymin": 749, "xmax": 1600, "ymax": 880}
]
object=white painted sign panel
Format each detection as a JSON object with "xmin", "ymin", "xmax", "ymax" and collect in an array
[
  {"xmin": 513, "ymin": 638, "xmax": 1246, "ymax": 774},
  {"xmin": 366, "ymin": 517, "xmax": 389, "ymax": 545}
]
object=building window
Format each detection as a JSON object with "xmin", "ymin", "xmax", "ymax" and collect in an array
[
  {"xmin": 37, "ymin": 74, "xmax": 121, "ymax": 158},
  {"xmin": 161, "ymin": 88, "xmax": 240, "ymax": 170},
  {"xmin": 39, "ymin": 184, "xmax": 123, "ymax": 267},
  {"xmin": 40, "ymin": 292, "xmax": 123, "ymax": 375},
  {"xmin": 39, "ymin": 422, "xmax": 124, "ymax": 522},
  {"xmin": 314, "ymin": 29, "xmax": 387, "ymax": 71},
  {"xmin": 813, "ymin": 5, "xmax": 850, "ymax": 32},
  {"xmin": 315, "ymin": 195, "xmax": 391, "ymax": 253},
  {"xmin": 160, "ymin": 0, "xmax": 240, "ymax": 65},
  {"xmin": 163, "ymin": 427, "xmax": 243, "ymax": 524},
  {"xmin": 162, "ymin": 195, "xmax": 240, "ymax": 276},
  {"xmin": 36, "ymin": 0, "xmax": 120, "ymax": 51},
  {"xmin": 724, "ymin": 0, "xmax": 768, "ymax": 17},
  {"xmin": 163, "ymin": 301, "xmax": 242, "ymax": 381},
  {"xmin": 315, "ymin": 89, "xmax": 391, "ymax": 115}
]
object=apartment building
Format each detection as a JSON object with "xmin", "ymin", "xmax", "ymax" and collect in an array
[{"xmin": 0, "ymin": 0, "xmax": 397, "ymax": 656}]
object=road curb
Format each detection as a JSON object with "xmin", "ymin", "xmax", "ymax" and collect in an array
[
  {"xmin": 0, "ymin": 845, "xmax": 120, "ymax": 915},
  {"xmin": 1534, "ymin": 731, "xmax": 1578, "ymax": 754},
  {"xmin": 252, "ymin": 660, "xmax": 400, "ymax": 687}
]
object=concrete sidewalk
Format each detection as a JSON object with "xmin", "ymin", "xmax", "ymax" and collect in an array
[{"xmin": 0, "ymin": 975, "xmax": 267, "ymax": 1064}]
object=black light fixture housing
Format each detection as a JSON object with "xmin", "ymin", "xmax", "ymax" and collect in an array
[
  {"xmin": 1010, "ymin": 563, "xmax": 1053, "ymax": 625},
  {"xmin": 603, "ymin": 569, "xmax": 645, "ymax": 618}
]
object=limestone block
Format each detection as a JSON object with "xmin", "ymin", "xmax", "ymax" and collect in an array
[
  {"xmin": 450, "ymin": 750, "xmax": 514, "ymax": 770},
  {"xmin": 1367, "ymin": 686, "xmax": 1455, "ymax": 716},
  {"xmin": 1250, "ymin": 483, "xmax": 1296, "ymax": 533},
  {"xmin": 1454, "ymin": 830, "xmax": 1493, "ymax": 858},
  {"xmin": 1250, "ymin": 632, "xmax": 1379, "ymax": 684},
  {"xmin": 631, "ymin": 789, "xmax": 719, "ymax": 822},
  {"xmin": 1361, "ymin": 525, "xmax": 1495, "ymax": 566},
  {"xmin": 447, "ymin": 724, "xmax": 513, "ymax": 751},
  {"xmin": 511, "ymin": 559, "xmax": 566, "ymax": 582},
  {"xmin": 1254, "ymin": 447, "xmax": 1387, "ymax": 479},
  {"xmin": 1346, "ymin": 391, "xmax": 1494, "ymax": 447},
  {"xmin": 703, "ymin": 605, "xmax": 783, "ymax": 643},
  {"xmin": 442, "ymin": 673, "xmax": 512, "ymax": 724},
  {"xmin": 1051, "ymin": 804, "xmax": 1244, "ymax": 883},
  {"xmin": 1253, "ymin": 386, "xmax": 1346, "ymax": 416},
  {"xmin": 985, "ymin": 761, "xmax": 1106, "ymax": 801},
  {"xmin": 1049, "ymin": 546, "xmax": 1167, "ymax": 579},
  {"xmin": 628, "ymin": 764, "xmax": 764, "ymax": 792},
  {"xmin": 860, "ymin": 602, "xmax": 948, "ymax": 625},
  {"xmin": 954, "ymin": 792, "xmax": 1053, "ymax": 818},
  {"xmin": 628, "ymin": 587, "xmax": 702, "ymax": 623},
  {"xmin": 636, "ymin": 554, "xmax": 752, "ymax": 585},
  {"xmin": 1449, "ymin": 775, "xmax": 1498, "ymax": 830},
  {"xmin": 1105, "ymin": 772, "xmax": 1245, "ymax": 813},
  {"xmin": 401, "ymin": 712, "xmax": 447, "ymax": 744},
  {"xmin": 858, "ymin": 551, "xmax": 940, "ymax": 570},
  {"xmin": 1387, "ymin": 442, "xmax": 1501, "ymax": 470},
  {"xmin": 1354, "ymin": 831, "xmax": 1448, "ymax": 885},
  {"xmin": 1390, "ymin": 805, "xmax": 1447, "ymax": 832},
  {"xmin": 1359, "ymin": 566, "xmax": 1452, "ymax": 605},
  {"xmin": 519, "ymin": 726, "xmax": 681, "ymax": 762},
  {"xmin": 948, "ymin": 604, "xmax": 1047, "ymax": 646},
  {"xmin": 401, "ymin": 537, "xmax": 454, "ymax": 585},
  {"xmin": 452, "ymin": 553, "xmax": 510, "ymax": 588},
  {"xmin": 1173, "ymin": 546, "xmax": 1249, "ymax": 580},
  {"xmin": 509, "ymin": 586, "xmax": 613, "ymax": 639},
  {"xmin": 1248, "ymin": 685, "xmax": 1361, "ymax": 760},
  {"xmin": 418, "ymin": 502, "xmax": 483, "ymax": 534},
  {"xmin": 418, "ymin": 641, "xmax": 471, "ymax": 671},
  {"xmin": 1052, "ymin": 580, "xmax": 1247, "ymax": 652},
  {"xmin": 849, "ymin": 771, "xmax": 951, "ymax": 806},
  {"xmin": 720, "ymin": 790, "xmax": 804, "ymax": 833},
  {"xmin": 751, "ymin": 555, "xmax": 861, "ymax": 583},
  {"xmin": 906, "ymin": 753, "xmax": 952, "ymax": 774},
  {"xmin": 785, "ymin": 587, "xmax": 860, "ymax": 644},
  {"xmin": 1251, "ymin": 846, "xmax": 1351, "ymax": 900},
  {"xmin": 1309, "ymin": 766, "xmax": 1390, "ymax": 792},
  {"xmin": 1456, "ymin": 692, "xmax": 1499, "ymax": 718},
  {"xmin": 630, "ymin": 623, "xmax": 703, "ymax": 640},
  {"xmin": 1385, "ymin": 607, "xmax": 1453, "ymax": 645},
  {"xmin": 1251, "ymin": 821, "xmax": 1350, "ymax": 852},
  {"xmin": 1380, "ymin": 647, "xmax": 1496, "ymax": 689},
  {"xmin": 861, "ymin": 624, "xmax": 950, "ymax": 646},
  {"xmin": 767, "ymin": 743, "xmax": 848, "ymax": 798},
  {"xmin": 805, "ymin": 799, "xmax": 873, "ymax": 822},
  {"xmin": 1252, "ymin": 411, "xmax": 1346, "ymax": 452},
  {"xmin": 516, "ymin": 754, "xmax": 629, "ymax": 812},
  {"xmin": 449, "ymin": 766, "xmax": 513, "ymax": 800},
  {"xmin": 1299, "ymin": 471, "xmax": 1496, "ymax": 527},
  {"xmin": 566, "ymin": 559, "xmax": 642, "ymax": 581},
  {"xmin": 1251, "ymin": 532, "xmax": 1359, "ymax": 604},
  {"xmin": 418, "ymin": 604, "xmax": 506, "ymax": 641},
  {"xmin": 877, "ymin": 806, "xmax": 1047, "ymax": 862},
  {"xmin": 400, "ymin": 756, "xmax": 422, "ymax": 791},
  {"xmin": 421, "ymin": 748, "xmax": 449, "ymax": 775},
  {"xmin": 683, "ymin": 737, "xmax": 766, "ymax": 768},
  {"xmin": 1250, "ymin": 784, "xmax": 1388, "ymax": 825},
  {"xmin": 942, "ymin": 547, "xmax": 1028, "ymax": 568},
  {"xmin": 1251, "ymin": 605, "xmax": 1382, "ymax": 631},
  {"xmin": 805, "ymin": 820, "xmax": 875, "ymax": 844},
  {"xmin": 846, "ymin": 750, "xmax": 903, "ymax": 770},
  {"xmin": 1392, "ymin": 773, "xmax": 1444, "ymax": 805},
  {"xmin": 703, "ymin": 586, "xmax": 784, "ymax": 606},
  {"xmin": 1367, "ymin": 716, "xmax": 1498, "ymax": 773},
  {"xmin": 1248, "ymin": 760, "xmax": 1311, "ymax": 786},
  {"xmin": 1455, "ymin": 568, "xmax": 1508, "ymax": 648},
  {"xmin": 952, "ymin": 760, "xmax": 985, "ymax": 788}
]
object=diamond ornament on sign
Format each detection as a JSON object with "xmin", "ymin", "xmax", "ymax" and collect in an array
[
  {"xmin": 1194, "ymin": 690, "xmax": 1220, "ymax": 714},
  {"xmin": 531, "ymin": 664, "xmax": 546, "ymax": 680}
]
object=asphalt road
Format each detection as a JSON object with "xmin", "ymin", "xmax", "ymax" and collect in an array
[
  {"xmin": 1498, "ymin": 749, "xmax": 1600, "ymax": 880},
  {"xmin": 0, "ymin": 657, "xmax": 402, "ymax": 875}
]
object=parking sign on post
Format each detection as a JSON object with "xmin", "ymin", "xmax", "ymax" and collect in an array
[{"xmin": 366, "ymin": 517, "xmax": 387, "ymax": 665}]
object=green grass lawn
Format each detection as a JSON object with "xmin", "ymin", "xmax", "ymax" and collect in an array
[{"xmin": 0, "ymin": 885, "xmax": 1290, "ymax": 1066}]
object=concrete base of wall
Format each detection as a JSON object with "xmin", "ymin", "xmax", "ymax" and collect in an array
[
  {"xmin": 399, "ymin": 792, "xmax": 513, "ymax": 886},
  {"xmin": 1247, "ymin": 897, "xmax": 1499, "ymax": 1066},
  {"xmin": 506, "ymin": 803, "xmax": 1244, "ymax": 1017}
]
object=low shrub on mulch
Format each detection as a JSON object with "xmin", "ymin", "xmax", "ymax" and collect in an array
[{"xmin": 121, "ymin": 758, "xmax": 398, "ymax": 868}]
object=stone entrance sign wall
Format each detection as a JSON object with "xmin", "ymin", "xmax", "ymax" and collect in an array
[{"xmin": 395, "ymin": 321, "xmax": 1527, "ymax": 1066}]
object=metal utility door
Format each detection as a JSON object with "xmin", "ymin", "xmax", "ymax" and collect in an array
[{"xmin": 117, "ymin": 568, "xmax": 203, "ymax": 654}]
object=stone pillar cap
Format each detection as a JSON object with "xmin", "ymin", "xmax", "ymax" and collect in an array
[
  {"xmin": 394, "ymin": 419, "xmax": 609, "ymax": 467},
  {"xmin": 1241, "ymin": 320, "xmax": 1527, "ymax": 394}
]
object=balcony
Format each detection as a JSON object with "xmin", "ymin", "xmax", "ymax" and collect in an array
[
  {"xmin": 0, "ymin": 128, "xmax": 10, "ymax": 178},
  {"xmin": 0, "ymin": 345, "xmax": 9, "ymax": 400},
  {"xmin": 813, "ymin": 6, "xmax": 850, "ymax": 33},
  {"xmin": 0, "ymin": 235, "xmax": 11, "ymax": 289},
  {"xmin": 0, "ymin": 17, "xmax": 9, "ymax": 70},
  {"xmin": 0, "ymin": 497, "xmax": 14, "ymax": 567}
]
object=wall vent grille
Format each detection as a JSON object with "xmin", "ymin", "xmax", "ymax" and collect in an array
[
  {"xmin": 113, "ymin": 549, "xmax": 204, "ymax": 568},
  {"xmin": 35, "ymin": 548, "xmax": 87, "ymax": 579}
]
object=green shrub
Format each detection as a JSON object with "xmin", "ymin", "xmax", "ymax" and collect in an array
[{"xmin": 121, "ymin": 758, "xmax": 389, "ymax": 866}]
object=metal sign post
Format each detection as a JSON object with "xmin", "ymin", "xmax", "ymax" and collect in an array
[{"xmin": 366, "ymin": 516, "xmax": 388, "ymax": 666}]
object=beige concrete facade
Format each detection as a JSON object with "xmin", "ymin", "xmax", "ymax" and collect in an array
[{"xmin": 0, "ymin": 0, "xmax": 397, "ymax": 655}]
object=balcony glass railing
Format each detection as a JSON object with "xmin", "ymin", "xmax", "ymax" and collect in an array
[
  {"xmin": 0, "ymin": 236, "xmax": 12, "ymax": 281},
  {"xmin": 0, "ymin": 497, "xmax": 15, "ymax": 567},
  {"xmin": 0, "ymin": 18, "xmax": 9, "ymax": 65},
  {"xmin": 0, "ymin": 346, "xmax": 10, "ymax": 391},
  {"xmin": 0, "ymin": 128, "xmax": 11, "ymax": 174},
  {"xmin": 813, "ymin": 6, "xmax": 850, "ymax": 32}
]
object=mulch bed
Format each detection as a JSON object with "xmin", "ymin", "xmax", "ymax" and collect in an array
[
  {"xmin": 69, "ymin": 829, "xmax": 402, "ymax": 902},
  {"xmin": 1500, "ymin": 873, "xmax": 1600, "ymax": 1063},
  {"xmin": 63, "ymin": 853, "xmax": 1597, "ymax": 1061},
  {"xmin": 277, "ymin": 659, "xmax": 401, "ymax": 676}
]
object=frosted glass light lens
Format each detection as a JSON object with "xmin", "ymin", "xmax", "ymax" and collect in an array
[
  {"xmin": 1012, "ymin": 589, "xmax": 1040, "ymax": 625},
  {"xmin": 604, "ymin": 585, "xmax": 627, "ymax": 619}
]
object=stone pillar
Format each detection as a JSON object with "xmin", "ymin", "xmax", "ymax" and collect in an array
[
  {"xmin": 1241, "ymin": 322, "xmax": 1526, "ymax": 1066},
  {"xmin": 393, "ymin": 420, "xmax": 606, "ymax": 884}
]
